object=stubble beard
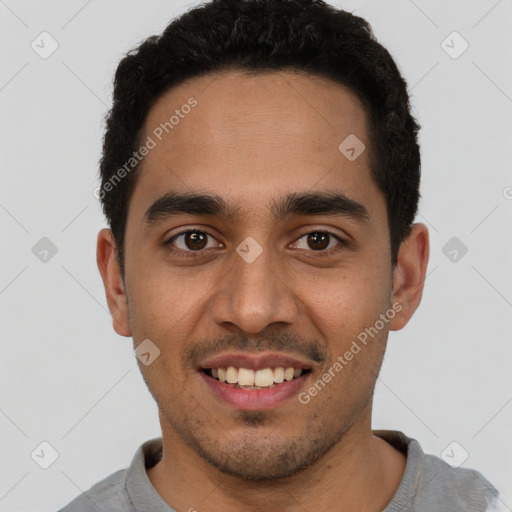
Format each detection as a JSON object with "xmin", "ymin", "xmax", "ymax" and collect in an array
[{"xmin": 156, "ymin": 391, "xmax": 372, "ymax": 482}]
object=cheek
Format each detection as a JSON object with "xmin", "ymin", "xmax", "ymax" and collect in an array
[
  {"xmin": 297, "ymin": 266, "xmax": 391, "ymax": 343},
  {"xmin": 127, "ymin": 254, "xmax": 211, "ymax": 318},
  {"xmin": 125, "ymin": 263, "xmax": 221, "ymax": 367}
]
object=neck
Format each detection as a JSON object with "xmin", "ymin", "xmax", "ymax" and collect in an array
[{"xmin": 147, "ymin": 408, "xmax": 406, "ymax": 512}]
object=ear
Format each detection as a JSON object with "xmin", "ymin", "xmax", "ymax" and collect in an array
[
  {"xmin": 389, "ymin": 223, "xmax": 429, "ymax": 331},
  {"xmin": 96, "ymin": 228, "xmax": 132, "ymax": 337}
]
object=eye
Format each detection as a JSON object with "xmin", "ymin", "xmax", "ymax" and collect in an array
[
  {"xmin": 165, "ymin": 230, "xmax": 222, "ymax": 254},
  {"xmin": 164, "ymin": 229, "xmax": 346, "ymax": 258},
  {"xmin": 292, "ymin": 231, "xmax": 345, "ymax": 253}
]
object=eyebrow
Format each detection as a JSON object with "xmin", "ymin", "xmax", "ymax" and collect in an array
[{"xmin": 143, "ymin": 191, "xmax": 369, "ymax": 226}]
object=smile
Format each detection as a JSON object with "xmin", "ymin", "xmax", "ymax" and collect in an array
[
  {"xmin": 197, "ymin": 352, "xmax": 314, "ymax": 410},
  {"xmin": 203, "ymin": 366, "xmax": 311, "ymax": 389}
]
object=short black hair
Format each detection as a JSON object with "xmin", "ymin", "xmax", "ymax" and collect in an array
[{"xmin": 98, "ymin": 0, "xmax": 421, "ymax": 275}]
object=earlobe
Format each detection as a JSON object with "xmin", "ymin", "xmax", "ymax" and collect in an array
[
  {"xmin": 389, "ymin": 223, "xmax": 429, "ymax": 331},
  {"xmin": 96, "ymin": 228, "xmax": 132, "ymax": 337}
]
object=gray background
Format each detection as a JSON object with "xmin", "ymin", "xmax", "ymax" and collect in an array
[{"xmin": 1, "ymin": 0, "xmax": 511, "ymax": 509}]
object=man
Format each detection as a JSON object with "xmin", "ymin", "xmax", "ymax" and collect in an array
[{"xmin": 60, "ymin": 0, "xmax": 502, "ymax": 510}]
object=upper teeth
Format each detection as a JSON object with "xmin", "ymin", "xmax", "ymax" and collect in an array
[{"xmin": 211, "ymin": 366, "xmax": 303, "ymax": 387}]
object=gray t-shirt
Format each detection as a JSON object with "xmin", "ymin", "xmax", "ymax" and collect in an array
[{"xmin": 58, "ymin": 430, "xmax": 502, "ymax": 511}]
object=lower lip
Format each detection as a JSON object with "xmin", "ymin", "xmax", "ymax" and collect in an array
[{"xmin": 200, "ymin": 372, "xmax": 309, "ymax": 411}]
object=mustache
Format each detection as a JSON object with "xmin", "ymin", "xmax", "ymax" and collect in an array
[{"xmin": 185, "ymin": 331, "xmax": 326, "ymax": 369}]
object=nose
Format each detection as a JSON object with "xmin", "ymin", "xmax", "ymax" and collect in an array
[{"xmin": 210, "ymin": 240, "xmax": 299, "ymax": 334}]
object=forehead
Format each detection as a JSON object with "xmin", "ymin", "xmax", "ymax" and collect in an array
[
  {"xmin": 142, "ymin": 69, "xmax": 367, "ymax": 160},
  {"xmin": 129, "ymin": 70, "xmax": 381, "ymax": 223}
]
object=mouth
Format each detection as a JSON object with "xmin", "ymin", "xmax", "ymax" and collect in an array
[
  {"xmin": 198, "ymin": 353, "xmax": 314, "ymax": 410},
  {"xmin": 201, "ymin": 366, "xmax": 312, "ymax": 389}
]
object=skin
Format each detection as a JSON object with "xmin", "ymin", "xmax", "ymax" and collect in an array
[{"xmin": 97, "ymin": 70, "xmax": 429, "ymax": 512}]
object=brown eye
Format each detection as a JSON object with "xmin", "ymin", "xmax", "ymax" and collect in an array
[
  {"xmin": 167, "ymin": 230, "xmax": 220, "ymax": 254},
  {"xmin": 306, "ymin": 232, "xmax": 330, "ymax": 250},
  {"xmin": 184, "ymin": 232, "xmax": 208, "ymax": 250},
  {"xmin": 293, "ymin": 231, "xmax": 346, "ymax": 255}
]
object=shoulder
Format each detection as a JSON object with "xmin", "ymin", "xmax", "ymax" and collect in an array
[
  {"xmin": 57, "ymin": 468, "xmax": 132, "ymax": 511},
  {"xmin": 376, "ymin": 431, "xmax": 500, "ymax": 512},
  {"xmin": 419, "ymin": 452, "xmax": 499, "ymax": 508},
  {"xmin": 57, "ymin": 438, "xmax": 163, "ymax": 511}
]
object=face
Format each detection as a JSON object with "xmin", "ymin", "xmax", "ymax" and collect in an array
[{"xmin": 99, "ymin": 70, "xmax": 426, "ymax": 480}]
